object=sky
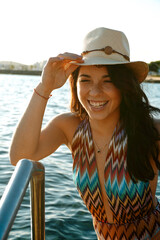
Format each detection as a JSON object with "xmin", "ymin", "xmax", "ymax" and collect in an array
[{"xmin": 0, "ymin": 0, "xmax": 159, "ymax": 65}]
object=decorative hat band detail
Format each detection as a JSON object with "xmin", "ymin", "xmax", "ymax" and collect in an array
[{"xmin": 82, "ymin": 46, "xmax": 130, "ymax": 62}]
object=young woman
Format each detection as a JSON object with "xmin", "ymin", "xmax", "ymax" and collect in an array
[{"xmin": 10, "ymin": 27, "xmax": 160, "ymax": 239}]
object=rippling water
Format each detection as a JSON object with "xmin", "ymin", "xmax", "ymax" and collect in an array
[{"xmin": 0, "ymin": 74, "xmax": 160, "ymax": 239}]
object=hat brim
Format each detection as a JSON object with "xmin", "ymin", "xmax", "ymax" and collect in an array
[
  {"xmin": 71, "ymin": 58, "xmax": 148, "ymax": 83},
  {"xmin": 125, "ymin": 61, "xmax": 149, "ymax": 83}
]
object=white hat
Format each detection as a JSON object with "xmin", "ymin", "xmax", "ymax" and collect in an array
[{"xmin": 76, "ymin": 27, "xmax": 148, "ymax": 83}]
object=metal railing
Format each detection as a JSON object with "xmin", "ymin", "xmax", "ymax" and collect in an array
[{"xmin": 0, "ymin": 159, "xmax": 45, "ymax": 240}]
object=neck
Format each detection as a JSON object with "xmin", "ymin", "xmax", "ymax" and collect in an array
[{"xmin": 89, "ymin": 112, "xmax": 120, "ymax": 137}]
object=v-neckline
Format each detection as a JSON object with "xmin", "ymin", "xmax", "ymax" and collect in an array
[
  {"xmin": 87, "ymin": 118, "xmax": 120, "ymax": 164},
  {"xmin": 88, "ymin": 119, "xmax": 120, "ymax": 222},
  {"xmin": 87, "ymin": 119, "xmax": 120, "ymax": 213}
]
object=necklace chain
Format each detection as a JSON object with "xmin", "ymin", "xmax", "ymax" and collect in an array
[{"xmin": 94, "ymin": 140, "xmax": 108, "ymax": 153}]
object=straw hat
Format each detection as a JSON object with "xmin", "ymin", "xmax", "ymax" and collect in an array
[{"xmin": 75, "ymin": 27, "xmax": 148, "ymax": 83}]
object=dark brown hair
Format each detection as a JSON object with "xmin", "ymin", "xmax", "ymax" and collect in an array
[
  {"xmin": 69, "ymin": 66, "xmax": 87, "ymax": 119},
  {"xmin": 69, "ymin": 65, "xmax": 160, "ymax": 182}
]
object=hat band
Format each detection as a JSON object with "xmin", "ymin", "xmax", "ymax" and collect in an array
[{"xmin": 82, "ymin": 46, "xmax": 130, "ymax": 62}]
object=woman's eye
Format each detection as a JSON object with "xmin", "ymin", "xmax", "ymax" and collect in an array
[
  {"xmin": 80, "ymin": 79, "xmax": 90, "ymax": 82},
  {"xmin": 104, "ymin": 80, "xmax": 112, "ymax": 83}
]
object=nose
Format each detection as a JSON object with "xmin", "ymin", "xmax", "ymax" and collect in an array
[{"xmin": 89, "ymin": 83, "xmax": 102, "ymax": 96}]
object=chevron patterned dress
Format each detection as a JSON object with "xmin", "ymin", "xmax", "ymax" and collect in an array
[{"xmin": 71, "ymin": 117, "xmax": 160, "ymax": 240}]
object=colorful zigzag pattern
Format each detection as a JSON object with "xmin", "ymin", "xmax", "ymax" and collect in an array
[{"xmin": 72, "ymin": 118, "xmax": 160, "ymax": 239}]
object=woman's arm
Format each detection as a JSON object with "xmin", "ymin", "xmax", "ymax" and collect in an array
[{"xmin": 9, "ymin": 54, "xmax": 83, "ymax": 165}]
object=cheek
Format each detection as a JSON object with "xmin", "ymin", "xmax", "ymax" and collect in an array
[
  {"xmin": 107, "ymin": 87, "xmax": 121, "ymax": 104},
  {"xmin": 77, "ymin": 84, "xmax": 86, "ymax": 101}
]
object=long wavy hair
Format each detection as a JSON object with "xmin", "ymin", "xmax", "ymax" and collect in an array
[{"xmin": 69, "ymin": 65, "xmax": 160, "ymax": 182}]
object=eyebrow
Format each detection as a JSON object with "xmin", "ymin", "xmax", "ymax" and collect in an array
[
  {"xmin": 78, "ymin": 74, "xmax": 110, "ymax": 78},
  {"xmin": 102, "ymin": 74, "xmax": 110, "ymax": 79},
  {"xmin": 79, "ymin": 74, "xmax": 91, "ymax": 78}
]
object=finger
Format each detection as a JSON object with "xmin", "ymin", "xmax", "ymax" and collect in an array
[
  {"xmin": 57, "ymin": 52, "xmax": 83, "ymax": 61},
  {"xmin": 48, "ymin": 57, "xmax": 62, "ymax": 63}
]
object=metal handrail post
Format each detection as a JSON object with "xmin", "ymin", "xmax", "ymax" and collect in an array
[
  {"xmin": 0, "ymin": 159, "xmax": 45, "ymax": 240},
  {"xmin": 30, "ymin": 162, "xmax": 45, "ymax": 240}
]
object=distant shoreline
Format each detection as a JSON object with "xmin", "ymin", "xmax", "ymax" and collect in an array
[
  {"xmin": 0, "ymin": 69, "xmax": 42, "ymax": 76},
  {"xmin": 0, "ymin": 70, "xmax": 160, "ymax": 83},
  {"xmin": 145, "ymin": 75, "xmax": 160, "ymax": 83}
]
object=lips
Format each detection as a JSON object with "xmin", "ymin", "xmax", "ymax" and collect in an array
[{"xmin": 88, "ymin": 100, "xmax": 109, "ymax": 108}]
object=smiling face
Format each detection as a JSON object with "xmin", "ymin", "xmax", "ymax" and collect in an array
[{"xmin": 76, "ymin": 65, "xmax": 121, "ymax": 121}]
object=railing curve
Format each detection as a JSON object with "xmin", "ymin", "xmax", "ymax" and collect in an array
[{"xmin": 0, "ymin": 159, "xmax": 45, "ymax": 240}]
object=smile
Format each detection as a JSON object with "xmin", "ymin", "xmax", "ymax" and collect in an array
[{"xmin": 88, "ymin": 100, "xmax": 109, "ymax": 108}]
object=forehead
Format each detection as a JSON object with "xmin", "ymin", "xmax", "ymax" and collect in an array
[{"xmin": 78, "ymin": 65, "xmax": 109, "ymax": 76}]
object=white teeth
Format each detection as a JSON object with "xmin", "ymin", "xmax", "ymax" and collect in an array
[{"xmin": 89, "ymin": 100, "xmax": 108, "ymax": 107}]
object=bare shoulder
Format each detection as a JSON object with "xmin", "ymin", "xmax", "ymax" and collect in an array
[
  {"xmin": 52, "ymin": 112, "xmax": 81, "ymax": 146},
  {"xmin": 53, "ymin": 112, "xmax": 81, "ymax": 127}
]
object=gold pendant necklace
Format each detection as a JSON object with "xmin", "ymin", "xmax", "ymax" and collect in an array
[{"xmin": 94, "ymin": 140, "xmax": 108, "ymax": 153}]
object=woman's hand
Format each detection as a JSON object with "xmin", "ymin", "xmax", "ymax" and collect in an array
[{"xmin": 40, "ymin": 52, "xmax": 83, "ymax": 95}]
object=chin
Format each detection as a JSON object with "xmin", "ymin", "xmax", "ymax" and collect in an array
[
  {"xmin": 87, "ymin": 108, "xmax": 120, "ymax": 122},
  {"xmin": 87, "ymin": 112, "xmax": 109, "ymax": 121}
]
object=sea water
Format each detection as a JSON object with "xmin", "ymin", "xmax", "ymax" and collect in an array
[{"xmin": 0, "ymin": 74, "xmax": 160, "ymax": 239}]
